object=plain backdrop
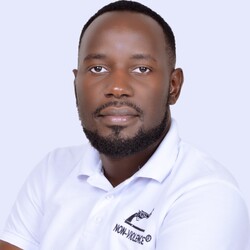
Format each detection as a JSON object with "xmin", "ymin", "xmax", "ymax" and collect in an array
[{"xmin": 0, "ymin": 0, "xmax": 249, "ymax": 232}]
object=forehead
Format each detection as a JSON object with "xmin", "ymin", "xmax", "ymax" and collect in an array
[{"xmin": 79, "ymin": 11, "xmax": 166, "ymax": 56}]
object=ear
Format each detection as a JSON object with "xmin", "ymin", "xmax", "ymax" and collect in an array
[
  {"xmin": 73, "ymin": 69, "xmax": 78, "ymax": 106},
  {"xmin": 73, "ymin": 69, "xmax": 78, "ymax": 78},
  {"xmin": 168, "ymin": 68, "xmax": 184, "ymax": 105}
]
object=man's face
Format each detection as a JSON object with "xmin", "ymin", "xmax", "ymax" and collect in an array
[{"xmin": 74, "ymin": 11, "xmax": 182, "ymax": 157}]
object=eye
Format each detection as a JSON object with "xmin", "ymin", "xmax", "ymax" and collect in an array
[
  {"xmin": 89, "ymin": 66, "xmax": 108, "ymax": 73},
  {"xmin": 132, "ymin": 66, "xmax": 151, "ymax": 74}
]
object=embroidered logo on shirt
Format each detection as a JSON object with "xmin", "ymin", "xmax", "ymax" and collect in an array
[
  {"xmin": 125, "ymin": 209, "xmax": 154, "ymax": 232},
  {"xmin": 112, "ymin": 209, "xmax": 154, "ymax": 245}
]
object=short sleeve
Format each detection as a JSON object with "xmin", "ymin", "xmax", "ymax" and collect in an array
[{"xmin": 0, "ymin": 155, "xmax": 49, "ymax": 249}]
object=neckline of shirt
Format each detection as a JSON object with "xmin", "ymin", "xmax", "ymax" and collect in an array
[{"xmin": 77, "ymin": 119, "xmax": 181, "ymax": 185}]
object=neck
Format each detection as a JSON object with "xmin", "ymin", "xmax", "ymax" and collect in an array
[{"xmin": 100, "ymin": 120, "xmax": 171, "ymax": 187}]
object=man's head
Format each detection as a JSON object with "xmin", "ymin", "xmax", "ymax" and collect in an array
[
  {"xmin": 78, "ymin": 0, "xmax": 176, "ymax": 67},
  {"xmin": 73, "ymin": 1, "xmax": 184, "ymax": 158}
]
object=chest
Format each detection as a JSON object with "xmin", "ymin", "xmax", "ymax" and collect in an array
[{"xmin": 39, "ymin": 177, "xmax": 171, "ymax": 249}]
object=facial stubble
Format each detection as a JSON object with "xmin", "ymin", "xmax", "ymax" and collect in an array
[{"xmin": 82, "ymin": 108, "xmax": 169, "ymax": 158}]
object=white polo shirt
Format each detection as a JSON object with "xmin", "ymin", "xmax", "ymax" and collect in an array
[{"xmin": 1, "ymin": 121, "xmax": 250, "ymax": 249}]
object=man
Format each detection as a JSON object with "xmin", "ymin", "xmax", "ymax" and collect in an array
[{"xmin": 0, "ymin": 1, "xmax": 249, "ymax": 249}]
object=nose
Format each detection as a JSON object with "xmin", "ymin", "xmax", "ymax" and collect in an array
[{"xmin": 104, "ymin": 70, "xmax": 134, "ymax": 98}]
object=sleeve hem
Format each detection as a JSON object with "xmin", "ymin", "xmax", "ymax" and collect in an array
[{"xmin": 0, "ymin": 231, "xmax": 39, "ymax": 250}]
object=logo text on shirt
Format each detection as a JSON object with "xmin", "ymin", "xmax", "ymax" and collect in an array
[{"xmin": 113, "ymin": 223, "xmax": 152, "ymax": 245}]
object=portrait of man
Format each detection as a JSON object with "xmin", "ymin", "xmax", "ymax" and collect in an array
[{"xmin": 0, "ymin": 1, "xmax": 249, "ymax": 249}]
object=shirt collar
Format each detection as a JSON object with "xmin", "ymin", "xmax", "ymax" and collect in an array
[
  {"xmin": 77, "ymin": 142, "xmax": 102, "ymax": 177},
  {"xmin": 77, "ymin": 119, "xmax": 180, "ymax": 183},
  {"xmin": 134, "ymin": 119, "xmax": 180, "ymax": 182}
]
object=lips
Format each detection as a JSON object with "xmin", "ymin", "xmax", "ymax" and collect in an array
[
  {"xmin": 99, "ymin": 107, "xmax": 139, "ymax": 117},
  {"xmin": 97, "ymin": 106, "xmax": 140, "ymax": 125}
]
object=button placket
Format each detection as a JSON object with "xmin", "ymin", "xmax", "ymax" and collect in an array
[
  {"xmin": 85, "ymin": 193, "xmax": 115, "ymax": 227},
  {"xmin": 105, "ymin": 194, "xmax": 114, "ymax": 200},
  {"xmin": 77, "ymin": 193, "xmax": 116, "ymax": 248}
]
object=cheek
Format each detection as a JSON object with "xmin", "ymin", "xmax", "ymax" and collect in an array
[
  {"xmin": 141, "ymin": 86, "xmax": 169, "ymax": 126},
  {"xmin": 76, "ymin": 83, "xmax": 98, "ymax": 127},
  {"xmin": 146, "ymin": 96, "xmax": 168, "ymax": 116}
]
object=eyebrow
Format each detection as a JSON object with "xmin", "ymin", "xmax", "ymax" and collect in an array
[
  {"xmin": 83, "ymin": 53, "xmax": 157, "ymax": 62},
  {"xmin": 84, "ymin": 53, "xmax": 107, "ymax": 61},
  {"xmin": 130, "ymin": 54, "xmax": 157, "ymax": 62}
]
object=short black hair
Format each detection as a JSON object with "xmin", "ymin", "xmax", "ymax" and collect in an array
[{"xmin": 78, "ymin": 0, "xmax": 176, "ymax": 65}]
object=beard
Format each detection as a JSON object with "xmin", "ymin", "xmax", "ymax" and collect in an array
[{"xmin": 82, "ymin": 108, "xmax": 169, "ymax": 158}]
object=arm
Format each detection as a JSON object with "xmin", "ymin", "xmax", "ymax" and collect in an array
[
  {"xmin": 0, "ymin": 156, "xmax": 47, "ymax": 249},
  {"xmin": 0, "ymin": 147, "xmax": 80, "ymax": 249},
  {"xmin": 0, "ymin": 241, "xmax": 22, "ymax": 250}
]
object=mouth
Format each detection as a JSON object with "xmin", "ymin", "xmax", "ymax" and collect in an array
[{"xmin": 96, "ymin": 107, "xmax": 140, "ymax": 125}]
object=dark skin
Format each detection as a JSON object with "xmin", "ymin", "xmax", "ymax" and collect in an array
[
  {"xmin": 0, "ymin": 241, "xmax": 22, "ymax": 250},
  {"xmin": 74, "ymin": 12, "xmax": 183, "ymax": 187},
  {"xmin": 0, "ymin": 11, "xmax": 183, "ymax": 249}
]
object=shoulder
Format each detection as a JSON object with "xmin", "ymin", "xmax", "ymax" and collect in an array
[
  {"xmin": 46, "ymin": 143, "xmax": 88, "ymax": 167},
  {"xmin": 20, "ymin": 143, "xmax": 93, "ymax": 203},
  {"xmin": 163, "ymin": 140, "xmax": 248, "ymax": 214},
  {"xmin": 158, "ymin": 142, "xmax": 250, "ymax": 249},
  {"xmin": 173, "ymin": 141, "xmax": 239, "ymax": 188},
  {"xmin": 33, "ymin": 143, "xmax": 89, "ymax": 178}
]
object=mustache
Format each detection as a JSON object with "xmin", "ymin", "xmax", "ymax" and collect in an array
[{"xmin": 93, "ymin": 101, "xmax": 143, "ymax": 117}]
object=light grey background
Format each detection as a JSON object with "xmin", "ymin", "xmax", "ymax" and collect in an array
[{"xmin": 0, "ymin": 0, "xmax": 249, "ymax": 232}]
